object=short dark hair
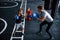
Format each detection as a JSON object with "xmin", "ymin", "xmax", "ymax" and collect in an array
[{"xmin": 37, "ymin": 5, "xmax": 43, "ymax": 9}]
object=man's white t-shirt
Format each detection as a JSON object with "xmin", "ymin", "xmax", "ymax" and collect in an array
[{"xmin": 38, "ymin": 10, "xmax": 53, "ymax": 22}]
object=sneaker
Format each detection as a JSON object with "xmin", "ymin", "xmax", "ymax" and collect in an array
[
  {"xmin": 47, "ymin": 37, "xmax": 54, "ymax": 40},
  {"xmin": 51, "ymin": 37, "xmax": 54, "ymax": 40}
]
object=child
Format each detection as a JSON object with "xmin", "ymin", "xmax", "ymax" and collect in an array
[
  {"xmin": 15, "ymin": 9, "xmax": 24, "ymax": 35},
  {"xmin": 26, "ymin": 8, "xmax": 32, "ymax": 21},
  {"xmin": 15, "ymin": 9, "xmax": 23, "ymax": 23}
]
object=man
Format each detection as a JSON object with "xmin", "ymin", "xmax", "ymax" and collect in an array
[{"xmin": 37, "ymin": 5, "xmax": 54, "ymax": 40}]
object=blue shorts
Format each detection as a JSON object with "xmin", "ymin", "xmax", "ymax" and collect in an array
[{"xmin": 27, "ymin": 14, "xmax": 31, "ymax": 18}]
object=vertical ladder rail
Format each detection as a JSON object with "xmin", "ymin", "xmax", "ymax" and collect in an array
[
  {"xmin": 20, "ymin": 0, "xmax": 24, "ymax": 8},
  {"xmin": 10, "ymin": 23, "xmax": 17, "ymax": 40}
]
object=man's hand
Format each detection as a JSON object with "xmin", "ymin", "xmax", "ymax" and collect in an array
[{"xmin": 37, "ymin": 17, "xmax": 46, "ymax": 22}]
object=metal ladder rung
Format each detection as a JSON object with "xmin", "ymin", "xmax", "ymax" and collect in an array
[
  {"xmin": 16, "ymin": 31, "xmax": 22, "ymax": 32},
  {"xmin": 12, "ymin": 37, "xmax": 22, "ymax": 39}
]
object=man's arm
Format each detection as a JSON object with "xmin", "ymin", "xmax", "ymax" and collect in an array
[{"xmin": 37, "ymin": 17, "xmax": 46, "ymax": 22}]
